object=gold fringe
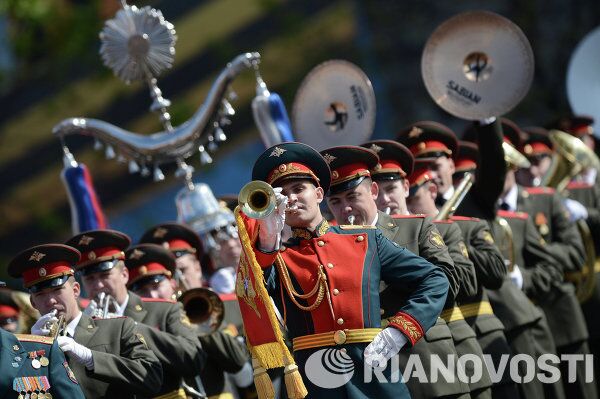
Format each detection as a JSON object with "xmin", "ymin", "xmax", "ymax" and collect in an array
[
  {"xmin": 251, "ymin": 343, "xmax": 287, "ymax": 369},
  {"xmin": 252, "ymin": 358, "xmax": 275, "ymax": 399},
  {"xmin": 284, "ymin": 363, "xmax": 308, "ymax": 399}
]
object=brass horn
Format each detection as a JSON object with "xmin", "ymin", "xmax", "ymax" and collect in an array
[
  {"xmin": 10, "ymin": 291, "xmax": 40, "ymax": 334},
  {"xmin": 503, "ymin": 141, "xmax": 531, "ymax": 170},
  {"xmin": 436, "ymin": 172, "xmax": 474, "ymax": 221},
  {"xmin": 542, "ymin": 129, "xmax": 600, "ymax": 303},
  {"xmin": 179, "ymin": 288, "xmax": 224, "ymax": 336},
  {"xmin": 238, "ymin": 180, "xmax": 277, "ymax": 219}
]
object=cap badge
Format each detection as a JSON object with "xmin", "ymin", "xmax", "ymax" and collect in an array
[
  {"xmin": 374, "ymin": 163, "xmax": 382, "ymax": 171},
  {"xmin": 162, "ymin": 242, "xmax": 170, "ymax": 249},
  {"xmin": 408, "ymin": 126, "xmax": 424, "ymax": 138},
  {"xmin": 29, "ymin": 251, "xmax": 46, "ymax": 262},
  {"xmin": 88, "ymin": 251, "xmax": 96, "ymax": 260},
  {"xmin": 269, "ymin": 147, "xmax": 286, "ymax": 157},
  {"xmin": 153, "ymin": 227, "xmax": 168, "ymax": 239},
  {"xmin": 322, "ymin": 153, "xmax": 336, "ymax": 164},
  {"xmin": 78, "ymin": 235, "xmax": 94, "ymax": 246},
  {"xmin": 139, "ymin": 266, "xmax": 148, "ymax": 275},
  {"xmin": 523, "ymin": 144, "xmax": 532, "ymax": 154},
  {"xmin": 38, "ymin": 267, "xmax": 47, "ymax": 277},
  {"xmin": 130, "ymin": 249, "xmax": 145, "ymax": 260},
  {"xmin": 369, "ymin": 144, "xmax": 383, "ymax": 153},
  {"xmin": 278, "ymin": 164, "xmax": 287, "ymax": 172},
  {"xmin": 331, "ymin": 170, "xmax": 339, "ymax": 180}
]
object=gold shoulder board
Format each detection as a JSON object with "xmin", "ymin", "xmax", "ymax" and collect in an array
[
  {"xmin": 339, "ymin": 225, "xmax": 376, "ymax": 230},
  {"xmin": 14, "ymin": 334, "xmax": 54, "ymax": 345}
]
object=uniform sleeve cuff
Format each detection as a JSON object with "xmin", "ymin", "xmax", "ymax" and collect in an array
[
  {"xmin": 387, "ymin": 312, "xmax": 424, "ymax": 346},
  {"xmin": 252, "ymin": 243, "xmax": 279, "ymax": 268}
]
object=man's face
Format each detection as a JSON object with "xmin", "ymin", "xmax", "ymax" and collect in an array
[
  {"xmin": 133, "ymin": 278, "xmax": 175, "ymax": 300},
  {"xmin": 429, "ymin": 156, "xmax": 455, "ymax": 196},
  {"xmin": 516, "ymin": 155, "xmax": 552, "ymax": 187},
  {"xmin": 175, "ymin": 254, "xmax": 203, "ymax": 289},
  {"xmin": 326, "ymin": 179, "xmax": 378, "ymax": 225},
  {"xmin": 279, "ymin": 180, "xmax": 324, "ymax": 228},
  {"xmin": 216, "ymin": 236, "xmax": 241, "ymax": 268},
  {"xmin": 31, "ymin": 280, "xmax": 81, "ymax": 322},
  {"xmin": 376, "ymin": 179, "xmax": 409, "ymax": 215},
  {"xmin": 81, "ymin": 264, "xmax": 129, "ymax": 301},
  {"xmin": 406, "ymin": 182, "xmax": 438, "ymax": 215}
]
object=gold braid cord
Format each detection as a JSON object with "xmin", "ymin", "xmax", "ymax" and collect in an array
[{"xmin": 275, "ymin": 255, "xmax": 335, "ymax": 320}]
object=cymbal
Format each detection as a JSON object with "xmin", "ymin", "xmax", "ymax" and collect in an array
[
  {"xmin": 567, "ymin": 25, "xmax": 600, "ymax": 139},
  {"xmin": 292, "ymin": 60, "xmax": 376, "ymax": 151},
  {"xmin": 422, "ymin": 11, "xmax": 534, "ymax": 120}
]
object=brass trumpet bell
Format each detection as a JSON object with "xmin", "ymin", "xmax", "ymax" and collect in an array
[
  {"xmin": 542, "ymin": 130, "xmax": 600, "ymax": 192},
  {"xmin": 502, "ymin": 141, "xmax": 531, "ymax": 169},
  {"xmin": 238, "ymin": 180, "xmax": 277, "ymax": 219},
  {"xmin": 179, "ymin": 288, "xmax": 224, "ymax": 335}
]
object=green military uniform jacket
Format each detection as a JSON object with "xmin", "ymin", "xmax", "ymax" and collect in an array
[
  {"xmin": 0, "ymin": 329, "xmax": 85, "ymax": 399},
  {"xmin": 517, "ymin": 186, "xmax": 585, "ymax": 274},
  {"xmin": 493, "ymin": 211, "xmax": 588, "ymax": 347},
  {"xmin": 377, "ymin": 211, "xmax": 471, "ymax": 398},
  {"xmin": 124, "ymin": 292, "xmax": 206, "ymax": 396},
  {"xmin": 434, "ymin": 220, "xmax": 493, "ymax": 395},
  {"xmin": 198, "ymin": 331, "xmax": 249, "ymax": 397},
  {"xmin": 71, "ymin": 313, "xmax": 162, "ymax": 398}
]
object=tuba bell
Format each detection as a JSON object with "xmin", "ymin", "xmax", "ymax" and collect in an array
[
  {"xmin": 542, "ymin": 130, "xmax": 600, "ymax": 303},
  {"xmin": 238, "ymin": 180, "xmax": 277, "ymax": 219}
]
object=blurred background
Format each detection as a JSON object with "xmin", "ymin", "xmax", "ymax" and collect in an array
[{"xmin": 0, "ymin": 0, "xmax": 599, "ymax": 284}]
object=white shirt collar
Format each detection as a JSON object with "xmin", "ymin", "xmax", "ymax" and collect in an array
[
  {"xmin": 499, "ymin": 184, "xmax": 518, "ymax": 211},
  {"xmin": 114, "ymin": 294, "xmax": 130, "ymax": 317},
  {"xmin": 370, "ymin": 213, "xmax": 379, "ymax": 226},
  {"xmin": 66, "ymin": 311, "xmax": 83, "ymax": 337},
  {"xmin": 443, "ymin": 185, "xmax": 455, "ymax": 201}
]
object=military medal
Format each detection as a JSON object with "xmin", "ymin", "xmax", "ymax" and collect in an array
[
  {"xmin": 31, "ymin": 359, "xmax": 41, "ymax": 369},
  {"xmin": 38, "ymin": 351, "xmax": 48, "ymax": 367}
]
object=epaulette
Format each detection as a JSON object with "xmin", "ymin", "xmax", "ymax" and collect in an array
[
  {"xmin": 566, "ymin": 182, "xmax": 592, "ymax": 190},
  {"xmin": 219, "ymin": 293, "xmax": 237, "ymax": 302},
  {"xmin": 391, "ymin": 214, "xmax": 426, "ymax": 219},
  {"xmin": 141, "ymin": 297, "xmax": 176, "ymax": 304},
  {"xmin": 338, "ymin": 225, "xmax": 377, "ymax": 229},
  {"xmin": 497, "ymin": 210, "xmax": 529, "ymax": 220},
  {"xmin": 524, "ymin": 187, "xmax": 555, "ymax": 195},
  {"xmin": 450, "ymin": 215, "xmax": 480, "ymax": 222},
  {"xmin": 14, "ymin": 334, "xmax": 53, "ymax": 345}
]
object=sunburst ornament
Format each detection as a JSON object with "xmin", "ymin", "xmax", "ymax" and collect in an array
[{"xmin": 100, "ymin": 4, "xmax": 177, "ymax": 83}]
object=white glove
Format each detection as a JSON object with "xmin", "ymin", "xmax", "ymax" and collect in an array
[
  {"xmin": 364, "ymin": 327, "xmax": 407, "ymax": 368},
  {"xmin": 510, "ymin": 264, "xmax": 524, "ymax": 290},
  {"xmin": 57, "ymin": 336, "xmax": 94, "ymax": 370},
  {"xmin": 563, "ymin": 198, "xmax": 588, "ymax": 221},
  {"xmin": 31, "ymin": 310, "xmax": 58, "ymax": 336},
  {"xmin": 257, "ymin": 187, "xmax": 287, "ymax": 252},
  {"xmin": 230, "ymin": 361, "xmax": 254, "ymax": 388},
  {"xmin": 478, "ymin": 117, "xmax": 497, "ymax": 126}
]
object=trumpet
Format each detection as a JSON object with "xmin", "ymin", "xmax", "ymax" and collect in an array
[
  {"xmin": 174, "ymin": 271, "xmax": 224, "ymax": 336},
  {"xmin": 238, "ymin": 180, "xmax": 298, "ymax": 219},
  {"xmin": 45, "ymin": 314, "xmax": 67, "ymax": 340},
  {"xmin": 83, "ymin": 292, "xmax": 120, "ymax": 319}
]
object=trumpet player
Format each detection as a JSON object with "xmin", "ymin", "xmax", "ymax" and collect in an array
[
  {"xmin": 6, "ymin": 243, "xmax": 162, "ymax": 398},
  {"xmin": 238, "ymin": 142, "xmax": 448, "ymax": 398},
  {"xmin": 126, "ymin": 241, "xmax": 251, "ymax": 399},
  {"xmin": 65, "ymin": 229, "xmax": 206, "ymax": 399}
]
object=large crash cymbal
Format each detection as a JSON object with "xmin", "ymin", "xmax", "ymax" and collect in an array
[
  {"xmin": 567, "ymin": 25, "xmax": 600, "ymax": 139},
  {"xmin": 422, "ymin": 11, "xmax": 534, "ymax": 120},
  {"xmin": 292, "ymin": 60, "xmax": 376, "ymax": 151}
]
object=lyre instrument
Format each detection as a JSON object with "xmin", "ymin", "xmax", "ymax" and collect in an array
[
  {"xmin": 542, "ymin": 130, "xmax": 600, "ymax": 302},
  {"xmin": 83, "ymin": 292, "xmax": 121, "ymax": 318}
]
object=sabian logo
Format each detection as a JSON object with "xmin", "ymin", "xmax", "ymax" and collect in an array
[{"xmin": 446, "ymin": 80, "xmax": 481, "ymax": 104}]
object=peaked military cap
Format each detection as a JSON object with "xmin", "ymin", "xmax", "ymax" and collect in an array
[
  {"xmin": 547, "ymin": 115, "xmax": 594, "ymax": 138},
  {"xmin": 408, "ymin": 160, "xmax": 435, "ymax": 196},
  {"xmin": 320, "ymin": 145, "xmax": 379, "ymax": 195},
  {"xmin": 252, "ymin": 142, "xmax": 331, "ymax": 193},
  {"xmin": 218, "ymin": 194, "xmax": 238, "ymax": 212},
  {"xmin": 454, "ymin": 141, "xmax": 479, "ymax": 174},
  {"xmin": 0, "ymin": 288, "xmax": 19, "ymax": 319},
  {"xmin": 125, "ymin": 244, "xmax": 176, "ymax": 290},
  {"xmin": 65, "ymin": 229, "xmax": 131, "ymax": 276},
  {"xmin": 8, "ymin": 244, "xmax": 80, "ymax": 293},
  {"xmin": 521, "ymin": 127, "xmax": 553, "ymax": 157},
  {"xmin": 397, "ymin": 121, "xmax": 458, "ymax": 160},
  {"xmin": 139, "ymin": 222, "xmax": 203, "ymax": 260},
  {"xmin": 361, "ymin": 140, "xmax": 414, "ymax": 181}
]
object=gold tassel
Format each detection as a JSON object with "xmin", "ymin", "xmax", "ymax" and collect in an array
[
  {"xmin": 253, "ymin": 358, "xmax": 275, "ymax": 399},
  {"xmin": 284, "ymin": 360, "xmax": 308, "ymax": 399}
]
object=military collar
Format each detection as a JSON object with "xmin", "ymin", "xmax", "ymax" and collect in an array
[{"xmin": 290, "ymin": 220, "xmax": 330, "ymax": 241}]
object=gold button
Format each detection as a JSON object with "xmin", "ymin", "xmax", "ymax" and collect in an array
[
  {"xmin": 317, "ymin": 240, "xmax": 325, "ymax": 247},
  {"xmin": 356, "ymin": 235, "xmax": 364, "ymax": 242},
  {"xmin": 387, "ymin": 223, "xmax": 394, "ymax": 227},
  {"xmin": 327, "ymin": 263, "xmax": 334, "ymax": 269},
  {"xmin": 87, "ymin": 324, "xmax": 94, "ymax": 329},
  {"xmin": 333, "ymin": 330, "xmax": 347, "ymax": 344},
  {"xmin": 135, "ymin": 304, "xmax": 143, "ymax": 311},
  {"xmin": 333, "ymin": 289, "xmax": 340, "ymax": 295},
  {"xmin": 13, "ymin": 345, "xmax": 19, "ymax": 351},
  {"xmin": 280, "ymin": 246, "xmax": 286, "ymax": 252},
  {"xmin": 337, "ymin": 318, "xmax": 344, "ymax": 325}
]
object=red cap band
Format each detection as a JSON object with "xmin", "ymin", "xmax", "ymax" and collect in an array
[
  {"xmin": 373, "ymin": 159, "xmax": 406, "ymax": 176},
  {"xmin": 266, "ymin": 162, "xmax": 319, "ymax": 186},
  {"xmin": 409, "ymin": 140, "xmax": 451, "ymax": 157},
  {"xmin": 331, "ymin": 162, "xmax": 371, "ymax": 185},
  {"xmin": 79, "ymin": 246, "xmax": 124, "ymax": 267},
  {"xmin": 0, "ymin": 305, "xmax": 18, "ymax": 318},
  {"xmin": 128, "ymin": 262, "xmax": 171, "ymax": 285},
  {"xmin": 22, "ymin": 261, "xmax": 74, "ymax": 288}
]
